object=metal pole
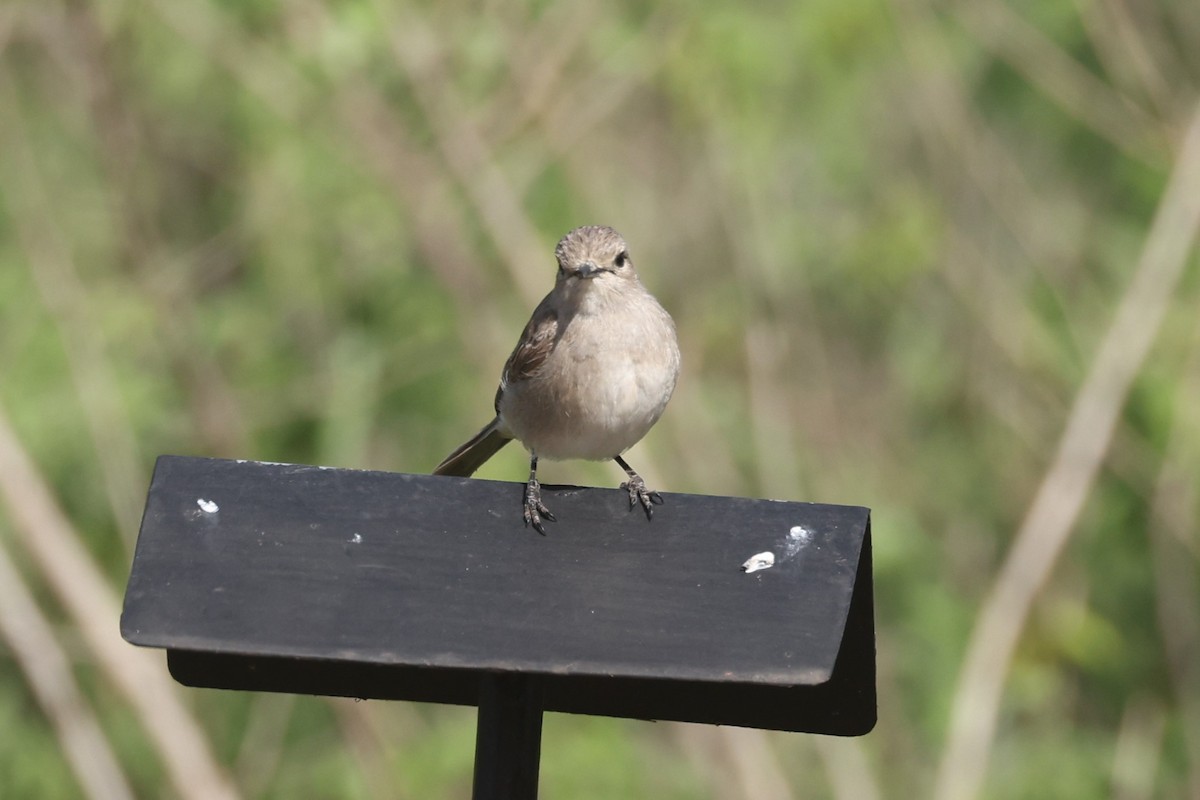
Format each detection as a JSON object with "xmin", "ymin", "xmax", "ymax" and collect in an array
[{"xmin": 472, "ymin": 673, "xmax": 543, "ymax": 800}]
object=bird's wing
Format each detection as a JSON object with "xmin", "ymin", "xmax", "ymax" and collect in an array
[{"xmin": 495, "ymin": 301, "xmax": 559, "ymax": 412}]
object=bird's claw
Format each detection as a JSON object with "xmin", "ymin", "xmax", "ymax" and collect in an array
[
  {"xmin": 523, "ymin": 479, "xmax": 555, "ymax": 534},
  {"xmin": 620, "ymin": 475, "xmax": 663, "ymax": 520}
]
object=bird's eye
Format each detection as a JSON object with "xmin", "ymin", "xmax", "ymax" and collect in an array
[{"xmin": 614, "ymin": 251, "xmax": 629, "ymax": 268}]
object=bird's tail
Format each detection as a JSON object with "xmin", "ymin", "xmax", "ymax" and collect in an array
[{"xmin": 432, "ymin": 417, "xmax": 512, "ymax": 477}]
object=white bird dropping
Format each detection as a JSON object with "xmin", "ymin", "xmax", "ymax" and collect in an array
[{"xmin": 741, "ymin": 551, "xmax": 775, "ymax": 573}]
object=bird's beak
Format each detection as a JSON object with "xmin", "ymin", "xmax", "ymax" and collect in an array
[{"xmin": 575, "ymin": 261, "xmax": 602, "ymax": 278}]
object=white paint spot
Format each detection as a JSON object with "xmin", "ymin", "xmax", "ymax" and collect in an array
[
  {"xmin": 741, "ymin": 551, "xmax": 775, "ymax": 573},
  {"xmin": 350, "ymin": 533, "xmax": 362, "ymax": 544},
  {"xmin": 196, "ymin": 498, "xmax": 219, "ymax": 514},
  {"xmin": 785, "ymin": 525, "xmax": 812, "ymax": 559}
]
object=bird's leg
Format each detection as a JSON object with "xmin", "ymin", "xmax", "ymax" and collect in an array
[
  {"xmin": 614, "ymin": 455, "xmax": 663, "ymax": 519},
  {"xmin": 523, "ymin": 453, "xmax": 555, "ymax": 534}
]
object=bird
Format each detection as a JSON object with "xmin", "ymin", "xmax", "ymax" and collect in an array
[{"xmin": 433, "ymin": 225, "xmax": 681, "ymax": 534}]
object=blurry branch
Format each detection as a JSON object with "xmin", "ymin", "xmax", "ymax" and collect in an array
[
  {"xmin": 1147, "ymin": 317, "xmax": 1200, "ymax": 799},
  {"xmin": 1071, "ymin": 0, "xmax": 1177, "ymax": 123},
  {"xmin": 893, "ymin": 0, "xmax": 1087, "ymax": 341},
  {"xmin": 672, "ymin": 724, "xmax": 794, "ymax": 800},
  {"xmin": 331, "ymin": 85, "xmax": 507, "ymax": 328},
  {"xmin": 145, "ymin": 0, "xmax": 305, "ymax": 121},
  {"xmin": 813, "ymin": 736, "xmax": 883, "ymax": 800},
  {"xmin": 0, "ymin": 73, "xmax": 146, "ymax": 549},
  {"xmin": 331, "ymin": 700, "xmax": 411, "ymax": 800},
  {"xmin": 482, "ymin": 2, "xmax": 600, "ymax": 144},
  {"xmin": 523, "ymin": 12, "xmax": 681, "ymax": 177},
  {"xmin": 505, "ymin": 10, "xmax": 683, "ymax": 207},
  {"xmin": 0, "ymin": 407, "xmax": 240, "ymax": 800},
  {"xmin": 673, "ymin": 725, "xmax": 883, "ymax": 800},
  {"xmin": 660, "ymin": 367, "xmax": 743, "ymax": 494},
  {"xmin": 743, "ymin": 322, "xmax": 803, "ymax": 498},
  {"xmin": 1112, "ymin": 0, "xmax": 1200, "ymax": 122},
  {"xmin": 0, "ymin": 539, "xmax": 135, "ymax": 800},
  {"xmin": 151, "ymin": 246, "xmax": 253, "ymax": 458},
  {"xmin": 674, "ymin": 724, "xmax": 882, "ymax": 800},
  {"xmin": 721, "ymin": 729, "xmax": 795, "ymax": 800},
  {"xmin": 54, "ymin": 4, "xmax": 152, "ymax": 266},
  {"xmin": 374, "ymin": 2, "xmax": 549, "ymax": 307},
  {"xmin": 5, "ymin": 4, "xmax": 252, "ymax": 461},
  {"xmin": 894, "ymin": 0, "xmax": 1187, "ymax": 499},
  {"xmin": 149, "ymin": 0, "xmax": 512, "ymax": 371},
  {"xmin": 59, "ymin": 4, "xmax": 252, "ymax": 458},
  {"xmin": 954, "ymin": 1, "xmax": 1170, "ymax": 161},
  {"xmin": 0, "ymin": 3, "xmax": 15, "ymax": 54},
  {"xmin": 1162, "ymin": 3, "xmax": 1200, "ymax": 80},
  {"xmin": 946, "ymin": 229, "xmax": 1184, "ymax": 521},
  {"xmin": 934, "ymin": 101, "xmax": 1200, "ymax": 800},
  {"xmin": 698, "ymin": 128, "xmax": 845, "ymax": 499},
  {"xmin": 1110, "ymin": 697, "xmax": 1168, "ymax": 800},
  {"xmin": 939, "ymin": 229, "xmax": 1059, "ymax": 388},
  {"xmin": 232, "ymin": 693, "xmax": 295, "ymax": 798}
]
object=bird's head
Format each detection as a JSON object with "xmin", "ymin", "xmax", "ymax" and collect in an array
[{"xmin": 553, "ymin": 225, "xmax": 637, "ymax": 286}]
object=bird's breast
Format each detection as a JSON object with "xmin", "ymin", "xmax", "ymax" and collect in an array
[{"xmin": 498, "ymin": 297, "xmax": 680, "ymax": 461}]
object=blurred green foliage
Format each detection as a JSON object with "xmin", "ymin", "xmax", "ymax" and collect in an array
[{"xmin": 1, "ymin": 0, "xmax": 1199, "ymax": 797}]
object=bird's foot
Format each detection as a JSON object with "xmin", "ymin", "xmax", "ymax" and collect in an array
[
  {"xmin": 620, "ymin": 474, "xmax": 664, "ymax": 520},
  {"xmin": 523, "ymin": 478, "xmax": 556, "ymax": 534}
]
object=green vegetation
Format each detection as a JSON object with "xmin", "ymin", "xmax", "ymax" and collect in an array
[{"xmin": 1, "ymin": 0, "xmax": 1198, "ymax": 797}]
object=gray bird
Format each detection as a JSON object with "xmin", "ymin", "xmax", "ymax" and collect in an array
[{"xmin": 433, "ymin": 225, "xmax": 681, "ymax": 533}]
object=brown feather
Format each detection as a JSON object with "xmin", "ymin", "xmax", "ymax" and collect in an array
[
  {"xmin": 432, "ymin": 418, "xmax": 512, "ymax": 477},
  {"xmin": 495, "ymin": 302, "xmax": 559, "ymax": 411}
]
